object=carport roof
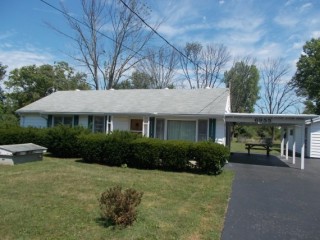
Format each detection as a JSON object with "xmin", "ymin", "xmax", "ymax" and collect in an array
[{"xmin": 225, "ymin": 113, "xmax": 318, "ymax": 125}]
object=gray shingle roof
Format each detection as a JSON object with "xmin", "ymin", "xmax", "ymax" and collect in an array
[{"xmin": 16, "ymin": 88, "xmax": 230, "ymax": 116}]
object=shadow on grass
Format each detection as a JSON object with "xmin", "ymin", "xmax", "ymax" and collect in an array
[
  {"xmin": 230, "ymin": 152, "xmax": 289, "ymax": 168},
  {"xmin": 95, "ymin": 217, "xmax": 116, "ymax": 229},
  {"xmin": 74, "ymin": 159, "xmax": 221, "ymax": 175}
]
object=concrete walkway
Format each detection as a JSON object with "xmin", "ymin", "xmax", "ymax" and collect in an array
[{"xmin": 222, "ymin": 153, "xmax": 320, "ymax": 240}]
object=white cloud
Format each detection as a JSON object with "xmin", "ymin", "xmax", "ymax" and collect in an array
[
  {"xmin": 255, "ymin": 42, "xmax": 283, "ymax": 61},
  {"xmin": 229, "ymin": 30, "xmax": 265, "ymax": 44},
  {"xmin": 292, "ymin": 41, "xmax": 304, "ymax": 50},
  {"xmin": 0, "ymin": 30, "xmax": 16, "ymax": 40},
  {"xmin": 0, "ymin": 49, "xmax": 54, "ymax": 73},
  {"xmin": 311, "ymin": 31, "xmax": 320, "ymax": 39},
  {"xmin": 216, "ymin": 16, "xmax": 264, "ymax": 32},
  {"xmin": 300, "ymin": 3, "xmax": 312, "ymax": 12},
  {"xmin": 274, "ymin": 14, "xmax": 299, "ymax": 27}
]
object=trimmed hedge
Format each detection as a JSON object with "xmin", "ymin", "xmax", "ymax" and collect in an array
[
  {"xmin": 190, "ymin": 141, "xmax": 230, "ymax": 175},
  {"xmin": 78, "ymin": 130, "xmax": 140, "ymax": 165},
  {"xmin": 77, "ymin": 133, "xmax": 108, "ymax": 163},
  {"xmin": 160, "ymin": 140, "xmax": 191, "ymax": 171},
  {"xmin": 0, "ymin": 127, "xmax": 47, "ymax": 146},
  {"xmin": 0, "ymin": 126, "xmax": 230, "ymax": 174},
  {"xmin": 0, "ymin": 125, "xmax": 89, "ymax": 158},
  {"xmin": 46, "ymin": 126, "xmax": 90, "ymax": 158},
  {"xmin": 130, "ymin": 138, "xmax": 162, "ymax": 169},
  {"xmin": 78, "ymin": 134, "xmax": 229, "ymax": 174}
]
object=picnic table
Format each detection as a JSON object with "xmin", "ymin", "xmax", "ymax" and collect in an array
[{"xmin": 245, "ymin": 143, "xmax": 272, "ymax": 156}]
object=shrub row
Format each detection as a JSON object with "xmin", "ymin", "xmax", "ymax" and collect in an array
[
  {"xmin": 78, "ymin": 135, "xmax": 229, "ymax": 174},
  {"xmin": 0, "ymin": 125, "xmax": 88, "ymax": 158},
  {"xmin": 0, "ymin": 126, "xmax": 229, "ymax": 174}
]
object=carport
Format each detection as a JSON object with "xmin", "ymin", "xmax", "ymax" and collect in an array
[{"xmin": 225, "ymin": 113, "xmax": 318, "ymax": 170}]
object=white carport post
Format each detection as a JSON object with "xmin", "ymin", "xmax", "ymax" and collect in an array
[
  {"xmin": 285, "ymin": 127, "xmax": 289, "ymax": 160},
  {"xmin": 301, "ymin": 123, "xmax": 305, "ymax": 170},
  {"xmin": 292, "ymin": 127, "xmax": 296, "ymax": 165},
  {"xmin": 280, "ymin": 128, "xmax": 284, "ymax": 158}
]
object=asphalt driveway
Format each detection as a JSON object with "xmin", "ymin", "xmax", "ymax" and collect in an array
[{"xmin": 222, "ymin": 153, "xmax": 320, "ymax": 240}]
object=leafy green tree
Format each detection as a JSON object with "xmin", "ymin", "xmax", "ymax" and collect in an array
[
  {"xmin": 224, "ymin": 59, "xmax": 260, "ymax": 113},
  {"xmin": 290, "ymin": 38, "xmax": 320, "ymax": 114},
  {"xmin": 0, "ymin": 63, "xmax": 6, "ymax": 80},
  {"xmin": 115, "ymin": 71, "xmax": 153, "ymax": 89},
  {"xmin": 5, "ymin": 62, "xmax": 90, "ymax": 110},
  {"xmin": 0, "ymin": 63, "xmax": 7, "ymax": 105}
]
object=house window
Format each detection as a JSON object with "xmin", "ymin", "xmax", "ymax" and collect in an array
[
  {"xmin": 156, "ymin": 118, "xmax": 165, "ymax": 140},
  {"xmin": 198, "ymin": 120, "xmax": 208, "ymax": 141},
  {"xmin": 64, "ymin": 116, "xmax": 73, "ymax": 126},
  {"xmin": 130, "ymin": 119, "xmax": 143, "ymax": 134},
  {"xmin": 53, "ymin": 116, "xmax": 73, "ymax": 127},
  {"xmin": 290, "ymin": 129, "xmax": 294, "ymax": 136},
  {"xmin": 167, "ymin": 120, "xmax": 196, "ymax": 141},
  {"xmin": 94, "ymin": 116, "xmax": 105, "ymax": 133},
  {"xmin": 53, "ymin": 116, "xmax": 63, "ymax": 126}
]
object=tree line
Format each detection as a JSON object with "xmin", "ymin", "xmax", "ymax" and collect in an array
[{"xmin": 1, "ymin": 0, "xmax": 319, "ymax": 128}]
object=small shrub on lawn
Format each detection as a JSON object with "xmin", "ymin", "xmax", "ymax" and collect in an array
[{"xmin": 99, "ymin": 186, "xmax": 143, "ymax": 227}]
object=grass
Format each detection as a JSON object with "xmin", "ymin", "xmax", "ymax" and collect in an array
[
  {"xmin": 0, "ymin": 156, "xmax": 234, "ymax": 240},
  {"xmin": 230, "ymin": 140, "xmax": 281, "ymax": 155}
]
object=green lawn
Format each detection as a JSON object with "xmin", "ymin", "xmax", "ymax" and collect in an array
[
  {"xmin": 230, "ymin": 141, "xmax": 281, "ymax": 155},
  {"xmin": 0, "ymin": 156, "xmax": 234, "ymax": 240}
]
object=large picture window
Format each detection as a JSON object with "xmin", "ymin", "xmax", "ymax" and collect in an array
[{"xmin": 167, "ymin": 120, "xmax": 196, "ymax": 141}]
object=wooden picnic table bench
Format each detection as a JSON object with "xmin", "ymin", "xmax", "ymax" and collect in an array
[{"xmin": 245, "ymin": 143, "xmax": 272, "ymax": 156}]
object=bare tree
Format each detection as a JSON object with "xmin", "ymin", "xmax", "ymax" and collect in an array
[
  {"xmin": 138, "ymin": 46, "xmax": 178, "ymax": 88},
  {"xmin": 48, "ymin": 0, "xmax": 157, "ymax": 90},
  {"xmin": 257, "ymin": 58, "xmax": 301, "ymax": 114},
  {"xmin": 180, "ymin": 42, "xmax": 231, "ymax": 88}
]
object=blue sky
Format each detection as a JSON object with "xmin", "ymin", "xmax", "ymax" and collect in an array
[{"xmin": 1, "ymin": 0, "xmax": 320, "ymax": 80}]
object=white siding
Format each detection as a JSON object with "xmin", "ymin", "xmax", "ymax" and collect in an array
[
  {"xmin": 310, "ymin": 121, "xmax": 320, "ymax": 158},
  {"xmin": 113, "ymin": 117, "xmax": 130, "ymax": 131},
  {"xmin": 288, "ymin": 126, "xmax": 304, "ymax": 154},
  {"xmin": 215, "ymin": 119, "xmax": 226, "ymax": 145},
  {"xmin": 20, "ymin": 114, "xmax": 47, "ymax": 128},
  {"xmin": 288, "ymin": 123, "xmax": 320, "ymax": 158}
]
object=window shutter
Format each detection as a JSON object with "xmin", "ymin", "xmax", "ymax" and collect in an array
[
  {"xmin": 209, "ymin": 118, "xmax": 216, "ymax": 141},
  {"xmin": 74, "ymin": 115, "xmax": 79, "ymax": 126},
  {"xmin": 149, "ymin": 117, "xmax": 155, "ymax": 138},
  {"xmin": 47, "ymin": 115, "xmax": 52, "ymax": 128}
]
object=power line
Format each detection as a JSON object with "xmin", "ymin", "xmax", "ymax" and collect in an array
[
  {"xmin": 40, "ymin": 0, "xmax": 235, "ymax": 104},
  {"xmin": 40, "ymin": 0, "xmax": 190, "ymax": 87},
  {"xmin": 118, "ymin": 0, "xmax": 209, "ymax": 76}
]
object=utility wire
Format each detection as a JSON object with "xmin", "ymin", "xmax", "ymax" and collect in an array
[
  {"xmin": 40, "ymin": 0, "xmax": 234, "ymax": 107},
  {"xmin": 118, "ymin": 0, "xmax": 209, "ymax": 75},
  {"xmin": 40, "ymin": 0, "xmax": 190, "ymax": 86}
]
